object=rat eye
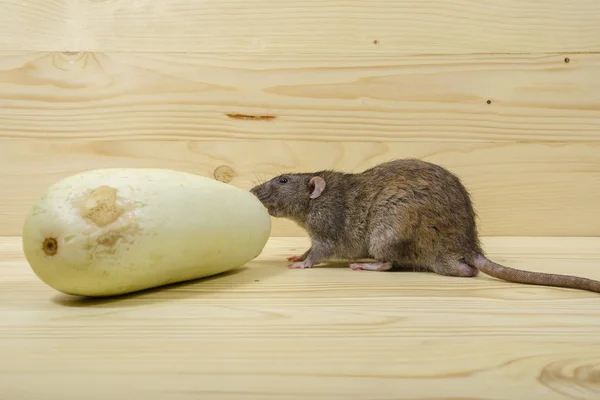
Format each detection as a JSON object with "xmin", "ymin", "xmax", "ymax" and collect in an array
[{"xmin": 277, "ymin": 177, "xmax": 289, "ymax": 184}]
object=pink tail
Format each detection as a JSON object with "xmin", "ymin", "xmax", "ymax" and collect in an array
[{"xmin": 473, "ymin": 254, "xmax": 600, "ymax": 293}]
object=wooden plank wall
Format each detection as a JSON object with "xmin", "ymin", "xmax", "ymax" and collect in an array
[{"xmin": 1, "ymin": 0, "xmax": 599, "ymax": 237}]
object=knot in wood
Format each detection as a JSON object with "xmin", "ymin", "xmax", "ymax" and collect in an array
[{"xmin": 213, "ymin": 165, "xmax": 236, "ymax": 183}]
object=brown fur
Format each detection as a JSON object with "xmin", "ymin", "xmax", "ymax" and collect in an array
[{"xmin": 250, "ymin": 159, "xmax": 600, "ymax": 293}]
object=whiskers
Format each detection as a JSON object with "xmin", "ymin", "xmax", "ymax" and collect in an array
[
  {"xmin": 250, "ymin": 168, "xmax": 267, "ymax": 187},
  {"xmin": 248, "ymin": 167, "xmax": 292, "ymax": 187}
]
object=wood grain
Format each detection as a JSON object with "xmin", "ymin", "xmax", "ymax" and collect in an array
[
  {"xmin": 2, "ymin": 138, "xmax": 600, "ymax": 237},
  {"xmin": 1, "ymin": 236, "xmax": 600, "ymax": 400},
  {"xmin": 0, "ymin": 52, "xmax": 599, "ymax": 142},
  {"xmin": 1, "ymin": 0, "xmax": 599, "ymax": 54}
]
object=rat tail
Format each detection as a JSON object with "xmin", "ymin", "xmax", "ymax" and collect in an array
[{"xmin": 473, "ymin": 254, "xmax": 600, "ymax": 293}]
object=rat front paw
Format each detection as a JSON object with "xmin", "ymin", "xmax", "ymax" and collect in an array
[
  {"xmin": 289, "ymin": 260, "xmax": 313, "ymax": 269},
  {"xmin": 287, "ymin": 254, "xmax": 306, "ymax": 262}
]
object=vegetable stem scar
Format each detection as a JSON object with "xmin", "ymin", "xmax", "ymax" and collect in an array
[{"xmin": 43, "ymin": 238, "xmax": 58, "ymax": 256}]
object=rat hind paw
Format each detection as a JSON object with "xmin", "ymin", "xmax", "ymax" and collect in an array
[
  {"xmin": 349, "ymin": 262, "xmax": 393, "ymax": 272},
  {"xmin": 430, "ymin": 259, "xmax": 478, "ymax": 277},
  {"xmin": 289, "ymin": 260, "xmax": 314, "ymax": 269}
]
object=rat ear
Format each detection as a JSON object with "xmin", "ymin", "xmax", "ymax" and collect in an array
[{"xmin": 308, "ymin": 176, "xmax": 326, "ymax": 199}]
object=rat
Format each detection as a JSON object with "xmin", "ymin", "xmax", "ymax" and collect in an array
[{"xmin": 249, "ymin": 158, "xmax": 600, "ymax": 293}]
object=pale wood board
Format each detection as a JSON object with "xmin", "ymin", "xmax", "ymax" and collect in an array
[
  {"xmin": 1, "ymin": 236, "xmax": 600, "ymax": 400},
  {"xmin": 2, "ymin": 139, "xmax": 600, "ymax": 237},
  {"xmin": 1, "ymin": 0, "xmax": 599, "ymax": 54},
  {"xmin": 0, "ymin": 52, "xmax": 599, "ymax": 142}
]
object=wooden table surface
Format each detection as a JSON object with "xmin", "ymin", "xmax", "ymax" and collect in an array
[{"xmin": 1, "ymin": 236, "xmax": 600, "ymax": 400}]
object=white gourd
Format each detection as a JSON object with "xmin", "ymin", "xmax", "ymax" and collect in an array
[{"xmin": 22, "ymin": 168, "xmax": 271, "ymax": 297}]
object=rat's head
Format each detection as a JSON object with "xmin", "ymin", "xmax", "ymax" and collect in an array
[{"xmin": 250, "ymin": 173, "xmax": 326, "ymax": 219}]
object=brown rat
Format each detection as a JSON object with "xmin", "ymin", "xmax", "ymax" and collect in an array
[{"xmin": 250, "ymin": 158, "xmax": 600, "ymax": 293}]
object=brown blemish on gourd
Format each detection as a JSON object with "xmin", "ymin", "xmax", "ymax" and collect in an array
[
  {"xmin": 96, "ymin": 231, "xmax": 122, "ymax": 247},
  {"xmin": 213, "ymin": 165, "xmax": 236, "ymax": 183},
  {"xmin": 81, "ymin": 186, "xmax": 124, "ymax": 226},
  {"xmin": 43, "ymin": 238, "xmax": 58, "ymax": 256},
  {"xmin": 90, "ymin": 214, "xmax": 142, "ymax": 256},
  {"xmin": 71, "ymin": 186, "xmax": 143, "ymax": 257}
]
